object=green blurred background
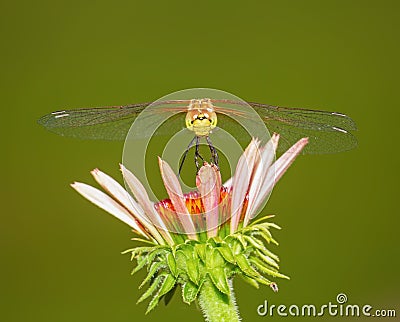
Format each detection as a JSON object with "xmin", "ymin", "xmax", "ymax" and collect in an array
[{"xmin": 2, "ymin": 1, "xmax": 399, "ymax": 321}]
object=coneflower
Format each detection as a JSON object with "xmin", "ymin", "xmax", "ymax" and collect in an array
[{"xmin": 72, "ymin": 134, "xmax": 308, "ymax": 321}]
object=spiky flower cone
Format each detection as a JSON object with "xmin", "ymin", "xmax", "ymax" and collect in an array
[{"xmin": 72, "ymin": 135, "xmax": 308, "ymax": 321}]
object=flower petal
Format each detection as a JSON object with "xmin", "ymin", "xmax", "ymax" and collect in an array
[
  {"xmin": 230, "ymin": 138, "xmax": 261, "ymax": 233},
  {"xmin": 272, "ymin": 137, "xmax": 309, "ymax": 182},
  {"xmin": 71, "ymin": 182, "xmax": 144, "ymax": 234},
  {"xmin": 121, "ymin": 164, "xmax": 173, "ymax": 245},
  {"xmin": 243, "ymin": 134, "xmax": 279, "ymax": 226},
  {"xmin": 196, "ymin": 164, "xmax": 221, "ymax": 238},
  {"xmin": 158, "ymin": 157, "xmax": 197, "ymax": 239},
  {"xmin": 252, "ymin": 137, "xmax": 309, "ymax": 214},
  {"xmin": 90, "ymin": 168, "xmax": 149, "ymax": 237}
]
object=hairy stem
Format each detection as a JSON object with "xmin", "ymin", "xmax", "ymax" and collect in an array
[{"xmin": 198, "ymin": 278, "xmax": 241, "ymax": 322}]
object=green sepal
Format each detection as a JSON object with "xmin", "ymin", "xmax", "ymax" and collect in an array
[
  {"xmin": 212, "ymin": 236, "xmax": 223, "ymax": 244},
  {"xmin": 176, "ymin": 243, "xmax": 194, "ymax": 255},
  {"xmin": 252, "ymin": 274, "xmax": 273, "ymax": 286},
  {"xmin": 252, "ymin": 225, "xmax": 279, "ymax": 245},
  {"xmin": 130, "ymin": 237, "xmax": 156, "ymax": 245},
  {"xmin": 235, "ymin": 253, "xmax": 259, "ymax": 278},
  {"xmin": 197, "ymin": 231, "xmax": 208, "ymax": 242},
  {"xmin": 123, "ymin": 246, "xmax": 159, "ymax": 256},
  {"xmin": 217, "ymin": 244, "xmax": 236, "ymax": 264},
  {"xmin": 177, "ymin": 245, "xmax": 197, "ymax": 265},
  {"xmin": 250, "ymin": 257, "xmax": 289, "ymax": 279},
  {"xmin": 146, "ymin": 248, "xmax": 169, "ymax": 264},
  {"xmin": 253, "ymin": 231, "xmax": 274, "ymax": 245},
  {"xmin": 175, "ymin": 249, "xmax": 188, "ymax": 271},
  {"xmin": 187, "ymin": 257, "xmax": 200, "ymax": 284},
  {"xmin": 146, "ymin": 296, "xmax": 159, "ymax": 314},
  {"xmin": 137, "ymin": 274, "xmax": 163, "ymax": 304},
  {"xmin": 139, "ymin": 261, "xmax": 165, "ymax": 288},
  {"xmin": 248, "ymin": 215, "xmax": 275, "ymax": 225},
  {"xmin": 255, "ymin": 249, "xmax": 279, "ymax": 269},
  {"xmin": 195, "ymin": 243, "xmax": 207, "ymax": 262},
  {"xmin": 257, "ymin": 245, "xmax": 280, "ymax": 262},
  {"xmin": 171, "ymin": 232, "xmax": 186, "ymax": 244},
  {"xmin": 207, "ymin": 238, "xmax": 219, "ymax": 247},
  {"xmin": 262, "ymin": 222, "xmax": 281, "ymax": 230},
  {"xmin": 234, "ymin": 234, "xmax": 247, "ymax": 248},
  {"xmin": 184, "ymin": 239, "xmax": 199, "ymax": 247},
  {"xmin": 182, "ymin": 280, "xmax": 200, "ymax": 304},
  {"xmin": 158, "ymin": 274, "xmax": 177, "ymax": 299},
  {"xmin": 146, "ymin": 274, "xmax": 176, "ymax": 314},
  {"xmin": 229, "ymin": 239, "xmax": 243, "ymax": 255},
  {"xmin": 131, "ymin": 256, "xmax": 148, "ymax": 275},
  {"xmin": 239, "ymin": 274, "xmax": 259, "ymax": 289},
  {"xmin": 207, "ymin": 249, "xmax": 225, "ymax": 269},
  {"xmin": 219, "ymin": 221, "xmax": 230, "ymax": 238},
  {"xmin": 243, "ymin": 235, "xmax": 264, "ymax": 250},
  {"xmin": 208, "ymin": 267, "xmax": 230, "ymax": 295},
  {"xmin": 166, "ymin": 252, "xmax": 177, "ymax": 276},
  {"xmin": 251, "ymin": 225, "xmax": 273, "ymax": 242}
]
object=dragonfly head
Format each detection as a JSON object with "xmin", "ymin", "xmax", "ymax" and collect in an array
[{"xmin": 186, "ymin": 99, "xmax": 217, "ymax": 137}]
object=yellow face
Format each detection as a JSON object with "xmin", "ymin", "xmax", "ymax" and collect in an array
[{"xmin": 185, "ymin": 99, "xmax": 217, "ymax": 137}]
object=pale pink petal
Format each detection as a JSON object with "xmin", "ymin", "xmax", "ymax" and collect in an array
[
  {"xmin": 158, "ymin": 158, "xmax": 197, "ymax": 239},
  {"xmin": 243, "ymin": 134, "xmax": 279, "ymax": 226},
  {"xmin": 196, "ymin": 164, "xmax": 221, "ymax": 238},
  {"xmin": 71, "ymin": 182, "xmax": 145, "ymax": 234},
  {"xmin": 121, "ymin": 164, "xmax": 173, "ymax": 245},
  {"xmin": 90, "ymin": 169, "xmax": 148, "ymax": 237},
  {"xmin": 230, "ymin": 138, "xmax": 261, "ymax": 233},
  {"xmin": 272, "ymin": 137, "xmax": 309, "ymax": 182},
  {"xmin": 253, "ymin": 138, "xmax": 309, "ymax": 214},
  {"xmin": 213, "ymin": 163, "xmax": 222, "ymax": 189}
]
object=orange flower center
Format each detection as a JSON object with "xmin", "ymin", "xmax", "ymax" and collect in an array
[{"xmin": 155, "ymin": 187, "xmax": 231, "ymax": 215}]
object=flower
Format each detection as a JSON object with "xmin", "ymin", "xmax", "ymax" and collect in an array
[{"xmin": 71, "ymin": 134, "xmax": 308, "ymax": 320}]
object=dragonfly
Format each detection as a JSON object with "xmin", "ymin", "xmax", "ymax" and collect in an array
[{"xmin": 38, "ymin": 98, "xmax": 357, "ymax": 171}]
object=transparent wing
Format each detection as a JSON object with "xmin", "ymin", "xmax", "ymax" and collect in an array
[
  {"xmin": 38, "ymin": 101, "xmax": 193, "ymax": 140},
  {"xmin": 37, "ymin": 103, "xmax": 151, "ymax": 140},
  {"xmin": 246, "ymin": 102, "xmax": 357, "ymax": 154},
  {"xmin": 38, "ymin": 99, "xmax": 358, "ymax": 155}
]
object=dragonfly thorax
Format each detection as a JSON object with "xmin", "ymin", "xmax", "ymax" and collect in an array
[{"xmin": 185, "ymin": 99, "xmax": 217, "ymax": 137}]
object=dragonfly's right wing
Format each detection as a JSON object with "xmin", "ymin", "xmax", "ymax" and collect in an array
[
  {"xmin": 247, "ymin": 102, "xmax": 358, "ymax": 154},
  {"xmin": 212, "ymin": 99, "xmax": 357, "ymax": 154}
]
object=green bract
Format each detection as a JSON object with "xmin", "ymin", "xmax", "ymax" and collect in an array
[{"xmin": 123, "ymin": 216, "xmax": 287, "ymax": 314}]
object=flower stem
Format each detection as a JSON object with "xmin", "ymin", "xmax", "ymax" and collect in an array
[{"xmin": 198, "ymin": 278, "xmax": 241, "ymax": 322}]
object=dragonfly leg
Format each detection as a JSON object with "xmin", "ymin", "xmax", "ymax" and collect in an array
[
  {"xmin": 206, "ymin": 136, "xmax": 219, "ymax": 168},
  {"xmin": 178, "ymin": 136, "xmax": 197, "ymax": 175},
  {"xmin": 194, "ymin": 136, "xmax": 204, "ymax": 172}
]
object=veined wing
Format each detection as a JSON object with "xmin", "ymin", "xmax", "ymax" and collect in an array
[
  {"xmin": 38, "ymin": 99, "xmax": 358, "ymax": 154},
  {"xmin": 37, "ymin": 103, "xmax": 150, "ymax": 140},
  {"xmin": 246, "ymin": 102, "xmax": 357, "ymax": 154},
  {"xmin": 38, "ymin": 102, "xmax": 191, "ymax": 140}
]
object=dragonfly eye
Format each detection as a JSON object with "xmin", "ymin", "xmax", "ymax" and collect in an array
[{"xmin": 185, "ymin": 109, "xmax": 218, "ymax": 136}]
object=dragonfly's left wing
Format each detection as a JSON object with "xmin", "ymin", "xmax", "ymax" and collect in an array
[
  {"xmin": 38, "ymin": 100, "xmax": 195, "ymax": 140},
  {"xmin": 38, "ymin": 103, "xmax": 150, "ymax": 140}
]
